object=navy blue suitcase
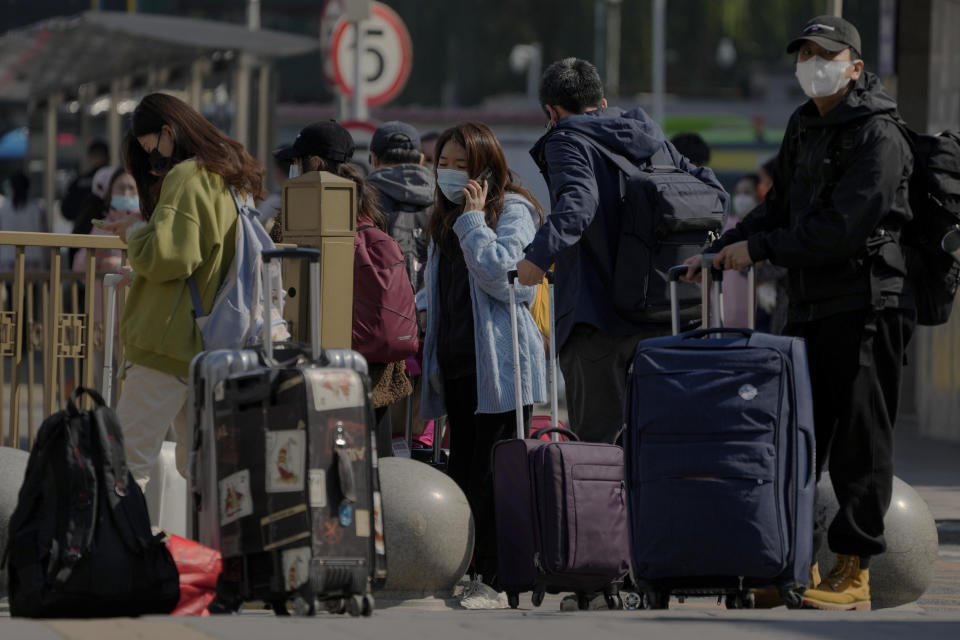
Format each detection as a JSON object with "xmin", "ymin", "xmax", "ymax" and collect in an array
[{"xmin": 623, "ymin": 263, "xmax": 815, "ymax": 609}]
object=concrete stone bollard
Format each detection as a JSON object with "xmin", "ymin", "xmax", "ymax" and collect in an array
[
  {"xmin": 0, "ymin": 446, "xmax": 29, "ymax": 598},
  {"xmin": 815, "ymin": 473, "xmax": 939, "ymax": 609},
  {"xmin": 376, "ymin": 457, "xmax": 474, "ymax": 599}
]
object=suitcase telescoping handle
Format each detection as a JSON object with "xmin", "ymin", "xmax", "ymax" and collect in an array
[
  {"xmin": 668, "ymin": 256, "xmax": 756, "ymax": 336},
  {"xmin": 261, "ymin": 247, "xmax": 321, "ymax": 363},
  {"xmin": 507, "ymin": 269, "xmax": 560, "ymax": 442},
  {"xmin": 101, "ymin": 272, "xmax": 126, "ymax": 406}
]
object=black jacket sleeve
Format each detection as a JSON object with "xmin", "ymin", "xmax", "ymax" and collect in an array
[
  {"xmin": 746, "ymin": 118, "xmax": 911, "ymax": 267},
  {"xmin": 523, "ymin": 134, "xmax": 601, "ymax": 270},
  {"xmin": 712, "ymin": 118, "xmax": 796, "ymax": 253}
]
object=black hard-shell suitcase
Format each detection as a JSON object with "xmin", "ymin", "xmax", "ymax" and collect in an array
[{"xmin": 192, "ymin": 248, "xmax": 384, "ymax": 616}]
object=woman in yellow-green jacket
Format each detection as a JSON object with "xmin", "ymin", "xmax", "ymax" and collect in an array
[{"xmin": 106, "ymin": 93, "xmax": 265, "ymax": 489}]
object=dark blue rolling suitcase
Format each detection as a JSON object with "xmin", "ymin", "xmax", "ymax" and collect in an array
[{"xmin": 623, "ymin": 263, "xmax": 815, "ymax": 609}]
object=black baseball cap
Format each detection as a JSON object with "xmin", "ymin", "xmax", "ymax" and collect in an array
[
  {"xmin": 272, "ymin": 143, "xmax": 295, "ymax": 161},
  {"xmin": 277, "ymin": 120, "xmax": 355, "ymax": 163},
  {"xmin": 786, "ymin": 15, "xmax": 862, "ymax": 58},
  {"xmin": 370, "ymin": 121, "xmax": 421, "ymax": 156}
]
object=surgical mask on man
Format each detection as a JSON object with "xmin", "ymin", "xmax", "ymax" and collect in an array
[
  {"xmin": 732, "ymin": 194, "xmax": 758, "ymax": 218},
  {"xmin": 111, "ymin": 195, "xmax": 140, "ymax": 211},
  {"xmin": 436, "ymin": 168, "xmax": 469, "ymax": 205},
  {"xmin": 795, "ymin": 56, "xmax": 857, "ymax": 99},
  {"xmin": 288, "ymin": 161, "xmax": 302, "ymax": 179}
]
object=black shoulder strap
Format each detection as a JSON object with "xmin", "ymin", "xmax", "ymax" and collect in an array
[
  {"xmin": 58, "ymin": 407, "xmax": 99, "ymax": 583},
  {"xmin": 91, "ymin": 398, "xmax": 149, "ymax": 554},
  {"xmin": 831, "ymin": 113, "xmax": 913, "ymax": 175}
]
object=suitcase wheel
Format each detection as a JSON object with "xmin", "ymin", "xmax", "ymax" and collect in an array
[
  {"xmin": 780, "ymin": 586, "xmax": 804, "ymax": 610},
  {"xmin": 724, "ymin": 591, "xmax": 756, "ymax": 609},
  {"xmin": 643, "ymin": 590, "xmax": 669, "ymax": 610},
  {"xmin": 325, "ymin": 598, "xmax": 347, "ymax": 615},
  {"xmin": 346, "ymin": 594, "xmax": 374, "ymax": 617},
  {"xmin": 531, "ymin": 590, "xmax": 545, "ymax": 607},
  {"xmin": 292, "ymin": 594, "xmax": 316, "ymax": 616},
  {"xmin": 622, "ymin": 592, "xmax": 643, "ymax": 611},
  {"xmin": 507, "ymin": 592, "xmax": 520, "ymax": 609}
]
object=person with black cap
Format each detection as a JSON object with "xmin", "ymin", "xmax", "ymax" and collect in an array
[
  {"xmin": 276, "ymin": 119, "xmax": 356, "ymax": 179},
  {"xmin": 683, "ymin": 15, "xmax": 915, "ymax": 611},
  {"xmin": 367, "ymin": 120, "xmax": 434, "ymax": 291}
]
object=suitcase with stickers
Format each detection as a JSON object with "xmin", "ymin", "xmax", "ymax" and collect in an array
[{"xmin": 188, "ymin": 248, "xmax": 384, "ymax": 616}]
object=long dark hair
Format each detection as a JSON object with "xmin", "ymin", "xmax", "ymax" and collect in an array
[
  {"xmin": 123, "ymin": 93, "xmax": 265, "ymax": 216},
  {"xmin": 427, "ymin": 122, "xmax": 543, "ymax": 254},
  {"xmin": 338, "ymin": 163, "xmax": 386, "ymax": 232}
]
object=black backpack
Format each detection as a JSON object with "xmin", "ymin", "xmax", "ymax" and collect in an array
[
  {"xmin": 3, "ymin": 388, "xmax": 180, "ymax": 618},
  {"xmin": 901, "ymin": 129, "xmax": 960, "ymax": 325},
  {"xmin": 833, "ymin": 120, "xmax": 960, "ymax": 326},
  {"xmin": 575, "ymin": 134, "xmax": 725, "ymax": 323}
]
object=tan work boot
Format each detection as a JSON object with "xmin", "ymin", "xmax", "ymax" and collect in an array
[
  {"xmin": 802, "ymin": 555, "xmax": 871, "ymax": 611},
  {"xmin": 751, "ymin": 562, "xmax": 821, "ymax": 608}
]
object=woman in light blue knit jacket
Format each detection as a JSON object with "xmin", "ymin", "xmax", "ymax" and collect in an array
[{"xmin": 417, "ymin": 122, "xmax": 546, "ymax": 597}]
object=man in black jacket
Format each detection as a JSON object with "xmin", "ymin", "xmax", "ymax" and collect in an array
[
  {"xmin": 685, "ymin": 16, "xmax": 915, "ymax": 611},
  {"xmin": 517, "ymin": 58, "xmax": 727, "ymax": 445}
]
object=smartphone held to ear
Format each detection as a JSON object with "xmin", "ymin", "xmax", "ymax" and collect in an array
[{"xmin": 476, "ymin": 167, "xmax": 494, "ymax": 186}]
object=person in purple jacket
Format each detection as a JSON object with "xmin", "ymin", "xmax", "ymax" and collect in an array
[{"xmin": 515, "ymin": 57, "xmax": 728, "ymax": 445}]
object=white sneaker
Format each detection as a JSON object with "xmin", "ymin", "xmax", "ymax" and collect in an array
[{"xmin": 458, "ymin": 580, "xmax": 508, "ymax": 610}]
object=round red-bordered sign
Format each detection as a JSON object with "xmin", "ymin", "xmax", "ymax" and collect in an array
[{"xmin": 330, "ymin": 2, "xmax": 413, "ymax": 108}]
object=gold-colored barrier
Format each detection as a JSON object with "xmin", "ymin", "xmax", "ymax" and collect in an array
[{"xmin": 0, "ymin": 231, "xmax": 126, "ymax": 451}]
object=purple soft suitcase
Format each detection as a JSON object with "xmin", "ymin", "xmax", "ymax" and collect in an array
[{"xmin": 493, "ymin": 271, "xmax": 630, "ymax": 610}]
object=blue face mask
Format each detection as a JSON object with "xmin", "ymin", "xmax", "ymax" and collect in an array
[
  {"xmin": 436, "ymin": 168, "xmax": 469, "ymax": 205},
  {"xmin": 111, "ymin": 195, "xmax": 140, "ymax": 211}
]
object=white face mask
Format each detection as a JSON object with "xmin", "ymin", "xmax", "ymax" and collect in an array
[
  {"xmin": 733, "ymin": 194, "xmax": 758, "ymax": 217},
  {"xmin": 795, "ymin": 56, "xmax": 857, "ymax": 99},
  {"xmin": 288, "ymin": 161, "xmax": 302, "ymax": 179}
]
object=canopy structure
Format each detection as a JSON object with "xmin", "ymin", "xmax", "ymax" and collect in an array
[{"xmin": 0, "ymin": 10, "xmax": 321, "ymax": 212}]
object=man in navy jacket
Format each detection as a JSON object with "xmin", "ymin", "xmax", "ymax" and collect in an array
[{"xmin": 516, "ymin": 58, "xmax": 727, "ymax": 443}]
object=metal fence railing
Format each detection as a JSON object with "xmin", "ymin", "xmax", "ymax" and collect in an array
[{"xmin": 0, "ymin": 231, "xmax": 127, "ymax": 451}]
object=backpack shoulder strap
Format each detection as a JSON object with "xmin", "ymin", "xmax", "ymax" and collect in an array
[
  {"xmin": 57, "ymin": 403, "xmax": 100, "ymax": 583},
  {"xmin": 557, "ymin": 129, "xmax": 650, "ymax": 179},
  {"xmin": 89, "ymin": 395, "xmax": 151, "ymax": 554},
  {"xmin": 186, "ymin": 186, "xmax": 255, "ymax": 321},
  {"xmin": 831, "ymin": 113, "xmax": 912, "ymax": 174}
]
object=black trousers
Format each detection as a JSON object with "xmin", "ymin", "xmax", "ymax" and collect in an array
[
  {"xmin": 558, "ymin": 323, "xmax": 664, "ymax": 443},
  {"xmin": 785, "ymin": 308, "xmax": 914, "ymax": 559},
  {"xmin": 443, "ymin": 374, "xmax": 531, "ymax": 587}
]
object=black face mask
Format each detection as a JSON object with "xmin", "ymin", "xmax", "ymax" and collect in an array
[{"xmin": 148, "ymin": 129, "xmax": 174, "ymax": 174}]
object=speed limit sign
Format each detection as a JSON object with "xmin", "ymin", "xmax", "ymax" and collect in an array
[{"xmin": 329, "ymin": 1, "xmax": 413, "ymax": 107}]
